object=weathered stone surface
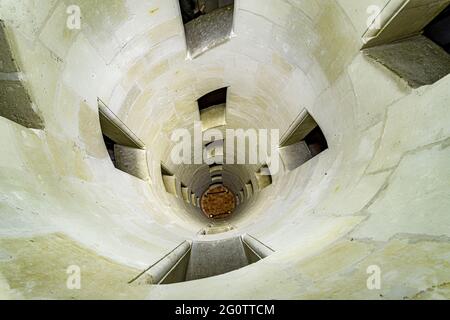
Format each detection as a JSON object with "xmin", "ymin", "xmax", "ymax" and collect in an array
[
  {"xmin": 0, "ymin": 20, "xmax": 18, "ymax": 73},
  {"xmin": 255, "ymin": 168, "xmax": 272, "ymax": 191},
  {"xmin": 114, "ymin": 144, "xmax": 150, "ymax": 181},
  {"xmin": 186, "ymin": 237, "xmax": 248, "ymax": 281},
  {"xmin": 0, "ymin": 234, "xmax": 147, "ymax": 299},
  {"xmin": 279, "ymin": 141, "xmax": 312, "ymax": 171},
  {"xmin": 0, "ymin": 0, "xmax": 449, "ymax": 300},
  {"xmin": 364, "ymin": 35, "xmax": 450, "ymax": 88},
  {"xmin": 162, "ymin": 175, "xmax": 178, "ymax": 196},
  {"xmin": 200, "ymin": 103, "xmax": 227, "ymax": 131},
  {"xmin": 0, "ymin": 21, "xmax": 44, "ymax": 129},
  {"xmin": 362, "ymin": 0, "xmax": 450, "ymax": 48},
  {"xmin": 185, "ymin": 5, "xmax": 234, "ymax": 59},
  {"xmin": 0, "ymin": 80, "xmax": 44, "ymax": 129}
]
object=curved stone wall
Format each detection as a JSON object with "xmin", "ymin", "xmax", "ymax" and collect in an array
[{"xmin": 0, "ymin": 0, "xmax": 449, "ymax": 299}]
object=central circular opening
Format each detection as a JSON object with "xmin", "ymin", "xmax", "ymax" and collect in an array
[{"xmin": 200, "ymin": 184, "xmax": 236, "ymax": 220}]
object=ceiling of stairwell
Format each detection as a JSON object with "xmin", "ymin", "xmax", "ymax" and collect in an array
[
  {"xmin": 1, "ymin": 0, "xmax": 450, "ymax": 300},
  {"xmin": 0, "ymin": 0, "xmax": 401, "ymax": 240},
  {"xmin": 88, "ymin": 0, "xmax": 358, "ymax": 218},
  {"xmin": 84, "ymin": 1, "xmax": 318, "ymax": 219},
  {"xmin": 0, "ymin": 0, "xmax": 362, "ymax": 241}
]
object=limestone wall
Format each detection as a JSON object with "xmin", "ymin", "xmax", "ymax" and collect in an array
[{"xmin": 0, "ymin": 0, "xmax": 449, "ymax": 299}]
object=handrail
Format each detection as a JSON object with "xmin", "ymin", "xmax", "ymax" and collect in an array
[
  {"xmin": 98, "ymin": 98, "xmax": 146, "ymax": 149},
  {"xmin": 242, "ymin": 234, "xmax": 275, "ymax": 259},
  {"xmin": 128, "ymin": 240, "xmax": 191, "ymax": 285}
]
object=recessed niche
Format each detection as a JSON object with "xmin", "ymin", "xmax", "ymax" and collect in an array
[
  {"xmin": 239, "ymin": 189, "xmax": 245, "ymax": 203},
  {"xmin": 198, "ymin": 87, "xmax": 227, "ymax": 110},
  {"xmin": 279, "ymin": 110, "xmax": 328, "ymax": 171},
  {"xmin": 211, "ymin": 172, "xmax": 222, "ymax": 179},
  {"xmin": 198, "ymin": 88, "xmax": 228, "ymax": 131},
  {"xmin": 191, "ymin": 192, "xmax": 198, "ymax": 206},
  {"xmin": 255, "ymin": 164, "xmax": 272, "ymax": 191},
  {"xmin": 245, "ymin": 182, "xmax": 253, "ymax": 199},
  {"xmin": 179, "ymin": 0, "xmax": 235, "ymax": 58},
  {"xmin": 363, "ymin": 1, "xmax": 450, "ymax": 88},
  {"xmin": 205, "ymin": 139, "xmax": 224, "ymax": 163},
  {"xmin": 424, "ymin": 4, "xmax": 450, "ymax": 53},
  {"xmin": 98, "ymin": 99, "xmax": 149, "ymax": 181},
  {"xmin": 161, "ymin": 164, "xmax": 178, "ymax": 196},
  {"xmin": 181, "ymin": 186, "xmax": 190, "ymax": 203},
  {"xmin": 0, "ymin": 20, "xmax": 44, "ymax": 129},
  {"xmin": 211, "ymin": 176, "xmax": 223, "ymax": 184}
]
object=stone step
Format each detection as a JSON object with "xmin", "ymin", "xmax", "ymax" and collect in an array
[{"xmin": 185, "ymin": 237, "xmax": 248, "ymax": 281}]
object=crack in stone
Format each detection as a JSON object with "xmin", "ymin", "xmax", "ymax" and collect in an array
[{"xmin": 410, "ymin": 281, "xmax": 450, "ymax": 299}]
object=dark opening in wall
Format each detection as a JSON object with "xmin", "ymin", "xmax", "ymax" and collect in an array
[
  {"xmin": 179, "ymin": 0, "xmax": 202, "ymax": 25},
  {"xmin": 198, "ymin": 88, "xmax": 228, "ymax": 131},
  {"xmin": 362, "ymin": 1, "xmax": 450, "ymax": 88},
  {"xmin": 161, "ymin": 164, "xmax": 173, "ymax": 177},
  {"xmin": 304, "ymin": 126, "xmax": 329, "ymax": 157},
  {"xmin": 279, "ymin": 110, "xmax": 328, "ymax": 171},
  {"xmin": 179, "ymin": 0, "xmax": 235, "ymax": 58},
  {"xmin": 98, "ymin": 99, "xmax": 149, "ymax": 181},
  {"xmin": 103, "ymin": 134, "xmax": 117, "ymax": 166},
  {"xmin": 180, "ymin": 0, "xmax": 234, "ymax": 24},
  {"xmin": 424, "ymin": 4, "xmax": 450, "ymax": 53},
  {"xmin": 198, "ymin": 87, "xmax": 228, "ymax": 110}
]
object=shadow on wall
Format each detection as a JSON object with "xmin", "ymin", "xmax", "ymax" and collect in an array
[{"xmin": 0, "ymin": 20, "xmax": 44, "ymax": 129}]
